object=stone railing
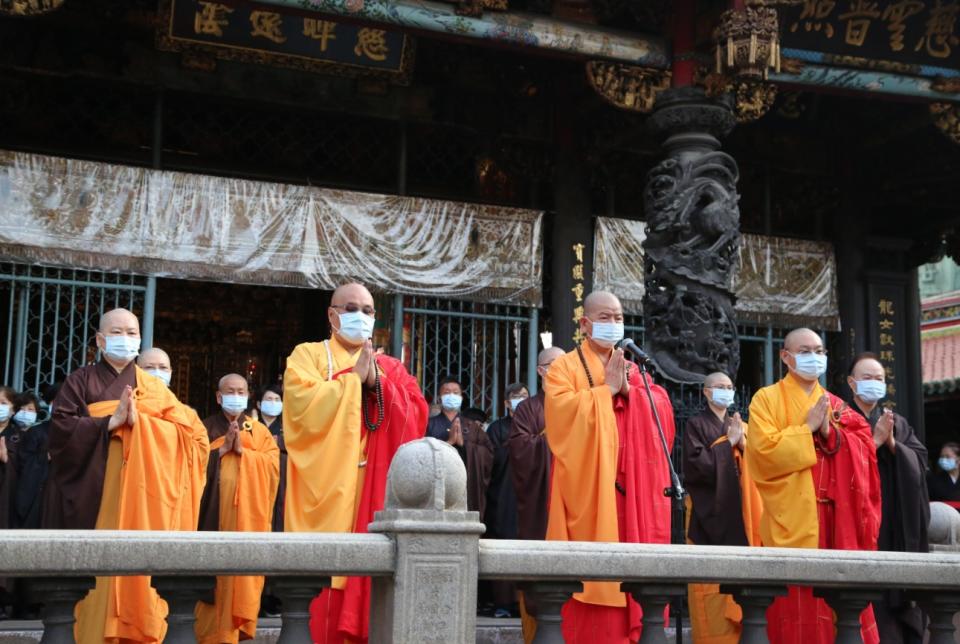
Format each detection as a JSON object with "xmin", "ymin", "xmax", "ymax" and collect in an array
[{"xmin": 1, "ymin": 438, "xmax": 959, "ymax": 644}]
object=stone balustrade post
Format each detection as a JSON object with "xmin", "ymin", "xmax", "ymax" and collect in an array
[
  {"xmin": 151, "ymin": 575, "xmax": 216, "ymax": 644},
  {"xmin": 272, "ymin": 576, "xmax": 332, "ymax": 643},
  {"xmin": 369, "ymin": 438, "xmax": 486, "ymax": 644},
  {"xmin": 720, "ymin": 585, "xmax": 787, "ymax": 644},
  {"xmin": 623, "ymin": 583, "xmax": 687, "ymax": 644},
  {"xmin": 523, "ymin": 581, "xmax": 582, "ymax": 644},
  {"xmin": 814, "ymin": 589, "xmax": 884, "ymax": 644},
  {"xmin": 917, "ymin": 592, "xmax": 960, "ymax": 644},
  {"xmin": 28, "ymin": 577, "xmax": 95, "ymax": 644}
]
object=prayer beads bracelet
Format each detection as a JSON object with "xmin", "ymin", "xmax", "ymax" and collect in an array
[{"xmin": 363, "ymin": 366, "xmax": 385, "ymax": 432}]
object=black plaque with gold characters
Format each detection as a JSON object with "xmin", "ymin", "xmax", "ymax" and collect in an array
[
  {"xmin": 781, "ymin": 0, "xmax": 960, "ymax": 72},
  {"xmin": 157, "ymin": 0, "xmax": 413, "ymax": 82}
]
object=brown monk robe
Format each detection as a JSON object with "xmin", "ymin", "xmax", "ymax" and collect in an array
[
  {"xmin": 846, "ymin": 355, "xmax": 929, "ymax": 644},
  {"xmin": 684, "ymin": 372, "xmax": 762, "ymax": 644},
  {"xmin": 508, "ymin": 347, "xmax": 564, "ymax": 644},
  {"xmin": 460, "ymin": 407, "xmax": 495, "ymax": 521},
  {"xmin": 196, "ymin": 374, "xmax": 280, "ymax": 644},
  {"xmin": 45, "ymin": 308, "xmax": 210, "ymax": 643}
]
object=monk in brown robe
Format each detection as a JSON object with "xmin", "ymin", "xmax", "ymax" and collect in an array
[
  {"xmin": 45, "ymin": 308, "xmax": 210, "ymax": 643},
  {"xmin": 846, "ymin": 354, "xmax": 929, "ymax": 644},
  {"xmin": 684, "ymin": 371, "xmax": 761, "ymax": 644},
  {"xmin": 461, "ymin": 406, "xmax": 494, "ymax": 521},
  {"xmin": 196, "ymin": 373, "xmax": 280, "ymax": 644},
  {"xmin": 508, "ymin": 346, "xmax": 564, "ymax": 643}
]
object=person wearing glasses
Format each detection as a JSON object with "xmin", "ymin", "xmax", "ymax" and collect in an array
[
  {"xmin": 746, "ymin": 328, "xmax": 881, "ymax": 644},
  {"xmin": 282, "ymin": 283, "xmax": 427, "ymax": 644}
]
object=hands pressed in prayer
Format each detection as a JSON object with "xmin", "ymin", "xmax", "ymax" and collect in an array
[
  {"xmin": 220, "ymin": 420, "xmax": 242, "ymax": 456},
  {"xmin": 873, "ymin": 408, "xmax": 896, "ymax": 452},
  {"xmin": 447, "ymin": 417, "xmax": 464, "ymax": 447},
  {"xmin": 354, "ymin": 340, "xmax": 377, "ymax": 388},
  {"xmin": 726, "ymin": 412, "xmax": 745, "ymax": 450},
  {"xmin": 0, "ymin": 436, "xmax": 7, "ymax": 464},
  {"xmin": 806, "ymin": 395, "xmax": 829, "ymax": 434},
  {"xmin": 127, "ymin": 389, "xmax": 138, "ymax": 426},
  {"xmin": 605, "ymin": 349, "xmax": 628, "ymax": 396},
  {"xmin": 108, "ymin": 385, "xmax": 134, "ymax": 432}
]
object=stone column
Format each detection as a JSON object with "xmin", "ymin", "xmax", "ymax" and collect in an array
[
  {"xmin": 151, "ymin": 575, "xmax": 216, "ymax": 644},
  {"xmin": 29, "ymin": 577, "xmax": 95, "ymax": 644},
  {"xmin": 369, "ymin": 438, "xmax": 486, "ymax": 644},
  {"xmin": 721, "ymin": 585, "xmax": 787, "ymax": 644},
  {"xmin": 623, "ymin": 583, "xmax": 687, "ymax": 644},
  {"xmin": 272, "ymin": 576, "xmax": 331, "ymax": 644},
  {"xmin": 642, "ymin": 86, "xmax": 740, "ymax": 383},
  {"xmin": 524, "ymin": 581, "xmax": 582, "ymax": 644},
  {"xmin": 814, "ymin": 589, "xmax": 884, "ymax": 644},
  {"xmin": 918, "ymin": 592, "xmax": 960, "ymax": 644}
]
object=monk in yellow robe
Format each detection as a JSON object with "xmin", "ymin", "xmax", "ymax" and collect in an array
[
  {"xmin": 746, "ymin": 328, "xmax": 881, "ymax": 644},
  {"xmin": 45, "ymin": 308, "xmax": 210, "ymax": 643},
  {"xmin": 195, "ymin": 373, "xmax": 280, "ymax": 644},
  {"xmin": 283, "ymin": 283, "xmax": 428, "ymax": 644},
  {"xmin": 683, "ymin": 371, "xmax": 762, "ymax": 644},
  {"xmin": 544, "ymin": 291, "xmax": 676, "ymax": 643}
]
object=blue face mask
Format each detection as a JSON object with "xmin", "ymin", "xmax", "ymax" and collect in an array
[
  {"xmin": 221, "ymin": 394, "xmax": 248, "ymax": 415},
  {"xmin": 939, "ymin": 457, "xmax": 957, "ymax": 472},
  {"xmin": 103, "ymin": 335, "xmax": 140, "ymax": 362},
  {"xmin": 336, "ymin": 311, "xmax": 375, "ymax": 343},
  {"xmin": 441, "ymin": 393, "xmax": 462, "ymax": 411},
  {"xmin": 147, "ymin": 369, "xmax": 172, "ymax": 387},
  {"xmin": 0, "ymin": 403, "xmax": 9, "ymax": 422},
  {"xmin": 261, "ymin": 400, "xmax": 283, "ymax": 417},
  {"xmin": 589, "ymin": 320, "xmax": 624, "ymax": 348},
  {"xmin": 14, "ymin": 410, "xmax": 37, "ymax": 427},
  {"xmin": 710, "ymin": 388, "xmax": 735, "ymax": 408},
  {"xmin": 855, "ymin": 380, "xmax": 886, "ymax": 403},
  {"xmin": 509, "ymin": 398, "xmax": 525, "ymax": 412},
  {"xmin": 791, "ymin": 352, "xmax": 827, "ymax": 380}
]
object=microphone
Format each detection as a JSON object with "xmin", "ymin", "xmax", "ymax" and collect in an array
[{"xmin": 617, "ymin": 338, "xmax": 652, "ymax": 364}]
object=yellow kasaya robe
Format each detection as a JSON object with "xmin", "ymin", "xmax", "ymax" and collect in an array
[
  {"xmin": 283, "ymin": 334, "xmax": 427, "ymax": 644},
  {"xmin": 74, "ymin": 367, "xmax": 210, "ymax": 643},
  {"xmin": 194, "ymin": 416, "xmax": 280, "ymax": 644},
  {"xmin": 686, "ymin": 431, "xmax": 763, "ymax": 644},
  {"xmin": 746, "ymin": 373, "xmax": 881, "ymax": 644}
]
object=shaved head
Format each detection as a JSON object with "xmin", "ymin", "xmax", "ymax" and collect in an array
[
  {"xmin": 138, "ymin": 347, "xmax": 171, "ymax": 370},
  {"xmin": 538, "ymin": 347, "xmax": 565, "ymax": 364},
  {"xmin": 851, "ymin": 356, "xmax": 884, "ymax": 380},
  {"xmin": 98, "ymin": 308, "xmax": 139, "ymax": 334},
  {"xmin": 704, "ymin": 371, "xmax": 732, "ymax": 388},
  {"xmin": 331, "ymin": 283, "xmax": 374, "ymax": 308},
  {"xmin": 783, "ymin": 328, "xmax": 823, "ymax": 352},
  {"xmin": 218, "ymin": 373, "xmax": 248, "ymax": 393},
  {"xmin": 584, "ymin": 291, "xmax": 622, "ymax": 317}
]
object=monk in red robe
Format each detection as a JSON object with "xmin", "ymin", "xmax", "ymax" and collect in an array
[
  {"xmin": 283, "ymin": 283, "xmax": 427, "ymax": 644},
  {"xmin": 746, "ymin": 328, "xmax": 881, "ymax": 644},
  {"xmin": 544, "ymin": 291, "xmax": 675, "ymax": 643}
]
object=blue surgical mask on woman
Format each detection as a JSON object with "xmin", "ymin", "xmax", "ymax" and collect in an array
[
  {"xmin": 261, "ymin": 400, "xmax": 283, "ymax": 417},
  {"xmin": 791, "ymin": 352, "xmax": 827, "ymax": 379},
  {"xmin": 14, "ymin": 410, "xmax": 37, "ymax": 427},
  {"xmin": 710, "ymin": 388, "xmax": 735, "ymax": 408},
  {"xmin": 939, "ymin": 457, "xmax": 958, "ymax": 472},
  {"xmin": 103, "ymin": 335, "xmax": 141, "ymax": 361},
  {"xmin": 337, "ymin": 311, "xmax": 375, "ymax": 343},
  {"xmin": 221, "ymin": 394, "xmax": 248, "ymax": 415},
  {"xmin": 0, "ymin": 403, "xmax": 10, "ymax": 422},
  {"xmin": 441, "ymin": 393, "xmax": 462, "ymax": 411},
  {"xmin": 589, "ymin": 320, "xmax": 624, "ymax": 348},
  {"xmin": 855, "ymin": 380, "xmax": 886, "ymax": 403}
]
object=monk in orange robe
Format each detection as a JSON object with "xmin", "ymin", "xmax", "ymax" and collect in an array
[
  {"xmin": 544, "ymin": 291, "xmax": 676, "ymax": 643},
  {"xmin": 746, "ymin": 328, "xmax": 881, "ymax": 644},
  {"xmin": 283, "ymin": 283, "xmax": 428, "ymax": 644},
  {"xmin": 195, "ymin": 373, "xmax": 280, "ymax": 644},
  {"xmin": 44, "ymin": 308, "xmax": 210, "ymax": 643}
]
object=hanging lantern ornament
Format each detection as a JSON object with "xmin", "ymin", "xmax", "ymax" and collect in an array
[{"xmin": 714, "ymin": 3, "xmax": 781, "ymax": 80}]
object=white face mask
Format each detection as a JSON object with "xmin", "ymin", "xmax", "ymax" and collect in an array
[
  {"xmin": 855, "ymin": 379, "xmax": 886, "ymax": 403},
  {"xmin": 790, "ymin": 352, "xmax": 827, "ymax": 380},
  {"xmin": 589, "ymin": 320, "xmax": 625, "ymax": 348},
  {"xmin": 336, "ymin": 311, "xmax": 375, "ymax": 343},
  {"xmin": 103, "ymin": 335, "xmax": 141, "ymax": 362},
  {"xmin": 261, "ymin": 400, "xmax": 283, "ymax": 417},
  {"xmin": 709, "ymin": 388, "xmax": 735, "ymax": 408},
  {"xmin": 147, "ymin": 369, "xmax": 172, "ymax": 387},
  {"xmin": 221, "ymin": 394, "xmax": 248, "ymax": 415}
]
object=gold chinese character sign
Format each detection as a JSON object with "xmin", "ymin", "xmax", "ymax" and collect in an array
[{"xmin": 158, "ymin": 0, "xmax": 414, "ymax": 83}]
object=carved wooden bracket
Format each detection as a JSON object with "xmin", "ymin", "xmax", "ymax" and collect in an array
[{"xmin": 586, "ymin": 61, "xmax": 671, "ymax": 113}]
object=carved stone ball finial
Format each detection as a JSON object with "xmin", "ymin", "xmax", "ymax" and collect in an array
[
  {"xmin": 384, "ymin": 438, "xmax": 467, "ymax": 512},
  {"xmin": 929, "ymin": 501, "xmax": 960, "ymax": 546}
]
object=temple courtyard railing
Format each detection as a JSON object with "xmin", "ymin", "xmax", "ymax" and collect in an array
[{"xmin": 0, "ymin": 438, "xmax": 958, "ymax": 644}]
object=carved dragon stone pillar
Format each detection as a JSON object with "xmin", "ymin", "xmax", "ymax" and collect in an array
[{"xmin": 642, "ymin": 87, "xmax": 740, "ymax": 384}]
